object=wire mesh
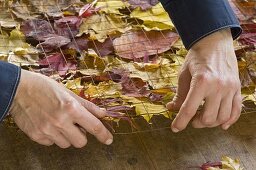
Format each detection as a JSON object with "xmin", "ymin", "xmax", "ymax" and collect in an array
[{"xmin": 0, "ymin": 0, "xmax": 256, "ymax": 134}]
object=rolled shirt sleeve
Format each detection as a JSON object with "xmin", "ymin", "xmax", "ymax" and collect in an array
[
  {"xmin": 0, "ymin": 61, "xmax": 21, "ymax": 122},
  {"xmin": 160, "ymin": 0, "xmax": 242, "ymax": 49}
]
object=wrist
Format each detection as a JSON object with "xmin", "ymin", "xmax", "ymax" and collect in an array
[{"xmin": 190, "ymin": 28, "xmax": 234, "ymax": 52}]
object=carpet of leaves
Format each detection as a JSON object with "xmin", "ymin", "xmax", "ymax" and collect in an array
[{"xmin": 0, "ymin": 0, "xmax": 255, "ymax": 129}]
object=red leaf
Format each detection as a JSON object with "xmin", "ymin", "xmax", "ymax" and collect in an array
[
  {"xmin": 239, "ymin": 24, "xmax": 256, "ymax": 46},
  {"xmin": 79, "ymin": 2, "xmax": 99, "ymax": 18},
  {"xmin": 38, "ymin": 53, "xmax": 76, "ymax": 76},
  {"xmin": 113, "ymin": 31, "xmax": 179, "ymax": 59},
  {"xmin": 21, "ymin": 19, "xmax": 55, "ymax": 41},
  {"xmin": 54, "ymin": 16, "xmax": 82, "ymax": 38},
  {"xmin": 88, "ymin": 38, "xmax": 114, "ymax": 57}
]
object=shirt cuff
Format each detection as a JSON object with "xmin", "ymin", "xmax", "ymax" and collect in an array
[
  {"xmin": 0, "ymin": 61, "xmax": 21, "ymax": 122},
  {"xmin": 160, "ymin": 0, "xmax": 242, "ymax": 49}
]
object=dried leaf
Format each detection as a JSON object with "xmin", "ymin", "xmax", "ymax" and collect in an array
[
  {"xmin": 95, "ymin": 0, "xmax": 128, "ymax": 15},
  {"xmin": 128, "ymin": 0, "xmax": 159, "ymax": 10},
  {"xmin": 78, "ymin": 13, "xmax": 131, "ymax": 42},
  {"xmin": 206, "ymin": 156, "xmax": 244, "ymax": 170},
  {"xmin": 38, "ymin": 53, "xmax": 77, "ymax": 76},
  {"xmin": 130, "ymin": 3, "xmax": 173, "ymax": 31},
  {"xmin": 0, "ymin": 29, "xmax": 39, "ymax": 65},
  {"xmin": 113, "ymin": 30, "xmax": 179, "ymax": 59},
  {"xmin": 11, "ymin": 0, "xmax": 81, "ymax": 19},
  {"xmin": 54, "ymin": 16, "xmax": 82, "ymax": 38}
]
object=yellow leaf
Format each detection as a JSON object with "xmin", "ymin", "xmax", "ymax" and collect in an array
[
  {"xmin": 78, "ymin": 13, "xmax": 131, "ymax": 42},
  {"xmin": 96, "ymin": 0, "xmax": 129, "ymax": 15},
  {"xmin": 207, "ymin": 156, "xmax": 243, "ymax": 170},
  {"xmin": 106, "ymin": 57, "xmax": 179, "ymax": 89},
  {"xmin": 65, "ymin": 78, "xmax": 83, "ymax": 95},
  {"xmin": 0, "ymin": 29, "xmax": 38, "ymax": 66},
  {"xmin": 80, "ymin": 49, "xmax": 106, "ymax": 71},
  {"xmin": 121, "ymin": 95, "xmax": 172, "ymax": 122},
  {"xmin": 130, "ymin": 3, "xmax": 174, "ymax": 31},
  {"xmin": 84, "ymin": 81, "xmax": 122, "ymax": 98}
]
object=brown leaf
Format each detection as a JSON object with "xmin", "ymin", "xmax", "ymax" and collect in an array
[
  {"xmin": 38, "ymin": 53, "xmax": 76, "ymax": 76},
  {"xmin": 21, "ymin": 19, "xmax": 55, "ymax": 41},
  {"xmin": 37, "ymin": 35, "xmax": 71, "ymax": 52},
  {"xmin": 54, "ymin": 16, "xmax": 82, "ymax": 39},
  {"xmin": 128, "ymin": 0, "xmax": 159, "ymax": 10},
  {"xmin": 11, "ymin": 0, "xmax": 81, "ymax": 19},
  {"xmin": 113, "ymin": 30, "xmax": 179, "ymax": 59}
]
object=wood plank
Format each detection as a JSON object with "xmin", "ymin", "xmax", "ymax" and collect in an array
[{"xmin": 1, "ymin": 113, "xmax": 256, "ymax": 169}]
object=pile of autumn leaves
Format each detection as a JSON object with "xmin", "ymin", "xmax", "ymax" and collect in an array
[{"xmin": 0, "ymin": 0, "xmax": 255, "ymax": 125}]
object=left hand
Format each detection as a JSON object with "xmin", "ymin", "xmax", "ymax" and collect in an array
[{"xmin": 167, "ymin": 28, "xmax": 242, "ymax": 132}]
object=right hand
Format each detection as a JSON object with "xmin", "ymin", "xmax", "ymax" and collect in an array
[{"xmin": 9, "ymin": 70, "xmax": 113, "ymax": 148}]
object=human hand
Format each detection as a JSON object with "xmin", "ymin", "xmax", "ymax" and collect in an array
[
  {"xmin": 167, "ymin": 28, "xmax": 242, "ymax": 132},
  {"xmin": 9, "ymin": 70, "xmax": 113, "ymax": 148}
]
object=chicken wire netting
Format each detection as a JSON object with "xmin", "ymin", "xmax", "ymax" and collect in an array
[{"xmin": 0, "ymin": 0, "xmax": 255, "ymax": 134}]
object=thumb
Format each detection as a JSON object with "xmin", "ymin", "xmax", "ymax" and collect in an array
[{"xmin": 166, "ymin": 63, "xmax": 191, "ymax": 111}]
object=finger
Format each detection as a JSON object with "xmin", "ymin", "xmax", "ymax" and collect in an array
[
  {"xmin": 61, "ymin": 125, "xmax": 87, "ymax": 148},
  {"xmin": 48, "ymin": 129, "xmax": 71, "ymax": 149},
  {"xmin": 222, "ymin": 91, "xmax": 242, "ymax": 130},
  {"xmin": 199, "ymin": 94, "xmax": 221, "ymax": 127},
  {"xmin": 167, "ymin": 62, "xmax": 191, "ymax": 111},
  {"xmin": 74, "ymin": 106, "xmax": 113, "ymax": 145},
  {"xmin": 37, "ymin": 138, "xmax": 54, "ymax": 146},
  {"xmin": 217, "ymin": 94, "xmax": 233, "ymax": 124},
  {"xmin": 171, "ymin": 80, "xmax": 205, "ymax": 132},
  {"xmin": 67, "ymin": 90, "xmax": 107, "ymax": 118}
]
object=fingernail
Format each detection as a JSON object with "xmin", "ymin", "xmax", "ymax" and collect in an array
[
  {"xmin": 100, "ymin": 108, "xmax": 106, "ymax": 112},
  {"xmin": 166, "ymin": 102, "xmax": 173, "ymax": 109},
  {"xmin": 172, "ymin": 127, "xmax": 179, "ymax": 133},
  {"xmin": 223, "ymin": 125, "xmax": 230, "ymax": 130},
  {"xmin": 105, "ymin": 138, "xmax": 113, "ymax": 145}
]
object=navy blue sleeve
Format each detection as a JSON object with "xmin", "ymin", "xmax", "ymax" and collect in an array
[
  {"xmin": 0, "ymin": 62, "xmax": 21, "ymax": 122},
  {"xmin": 160, "ymin": 0, "xmax": 242, "ymax": 49}
]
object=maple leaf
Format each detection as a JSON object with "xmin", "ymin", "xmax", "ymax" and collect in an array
[
  {"xmin": 37, "ymin": 35, "xmax": 71, "ymax": 53},
  {"xmin": 203, "ymin": 156, "xmax": 244, "ymax": 170},
  {"xmin": 121, "ymin": 95, "xmax": 172, "ymax": 122},
  {"xmin": 78, "ymin": 13, "xmax": 131, "ymax": 42},
  {"xmin": 239, "ymin": 24, "xmax": 256, "ymax": 46},
  {"xmin": 83, "ymin": 81, "xmax": 122, "ymax": 98},
  {"xmin": 95, "ymin": 0, "xmax": 128, "ymax": 15},
  {"xmin": 38, "ymin": 53, "xmax": 77, "ymax": 76},
  {"xmin": 54, "ymin": 16, "xmax": 82, "ymax": 39},
  {"xmin": 88, "ymin": 38, "xmax": 114, "ymax": 57},
  {"xmin": 21, "ymin": 19, "xmax": 55, "ymax": 41},
  {"xmin": 113, "ymin": 30, "xmax": 179, "ymax": 59},
  {"xmin": 130, "ymin": 3, "xmax": 174, "ymax": 31},
  {"xmin": 65, "ymin": 36, "xmax": 89, "ymax": 53},
  {"xmin": 0, "ymin": 29, "xmax": 39, "ymax": 66},
  {"xmin": 0, "ymin": 5, "xmax": 18, "ymax": 28},
  {"xmin": 79, "ymin": 1, "xmax": 99, "ymax": 18},
  {"xmin": 128, "ymin": 0, "xmax": 159, "ymax": 10},
  {"xmin": 11, "ymin": 0, "xmax": 81, "ymax": 19}
]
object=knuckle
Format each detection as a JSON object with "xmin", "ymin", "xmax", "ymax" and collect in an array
[
  {"xmin": 218, "ymin": 114, "xmax": 230, "ymax": 124},
  {"xmin": 201, "ymin": 116, "xmax": 215, "ymax": 126},
  {"xmin": 38, "ymin": 124, "xmax": 51, "ymax": 135},
  {"xmin": 92, "ymin": 121, "xmax": 104, "ymax": 135},
  {"xmin": 195, "ymin": 73, "xmax": 209, "ymax": 85},
  {"xmin": 53, "ymin": 119, "xmax": 66, "ymax": 129},
  {"xmin": 74, "ymin": 138, "xmax": 87, "ymax": 148},
  {"xmin": 62, "ymin": 98, "xmax": 78, "ymax": 111},
  {"xmin": 30, "ymin": 133, "xmax": 42, "ymax": 142}
]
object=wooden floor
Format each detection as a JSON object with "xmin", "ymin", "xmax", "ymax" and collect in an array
[{"xmin": 0, "ymin": 112, "xmax": 256, "ymax": 170}]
